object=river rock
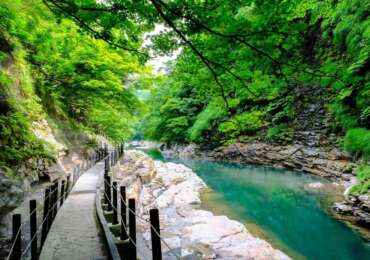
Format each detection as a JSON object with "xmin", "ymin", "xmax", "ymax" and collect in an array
[
  {"xmin": 305, "ymin": 182, "xmax": 324, "ymax": 190},
  {"xmin": 333, "ymin": 196, "xmax": 370, "ymax": 228},
  {"xmin": 120, "ymin": 150, "xmax": 290, "ymax": 259},
  {"xmin": 161, "ymin": 142, "xmax": 353, "ymax": 181}
]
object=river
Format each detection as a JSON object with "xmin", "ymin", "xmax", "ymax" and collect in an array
[{"xmin": 144, "ymin": 148, "xmax": 370, "ymax": 260}]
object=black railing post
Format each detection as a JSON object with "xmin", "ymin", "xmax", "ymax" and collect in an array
[
  {"xmin": 11, "ymin": 214, "xmax": 21, "ymax": 260},
  {"xmin": 52, "ymin": 182, "xmax": 59, "ymax": 220},
  {"xmin": 48, "ymin": 184, "xmax": 54, "ymax": 228},
  {"xmin": 107, "ymin": 176, "xmax": 112, "ymax": 211},
  {"xmin": 60, "ymin": 180, "xmax": 65, "ymax": 206},
  {"xmin": 50, "ymin": 183, "xmax": 56, "ymax": 223},
  {"xmin": 104, "ymin": 174, "xmax": 109, "ymax": 206},
  {"xmin": 65, "ymin": 176, "xmax": 70, "ymax": 197},
  {"xmin": 150, "ymin": 209, "xmax": 162, "ymax": 260},
  {"xmin": 41, "ymin": 188, "xmax": 50, "ymax": 246},
  {"xmin": 128, "ymin": 198, "xmax": 136, "ymax": 260},
  {"xmin": 112, "ymin": 182, "xmax": 118, "ymax": 224},
  {"xmin": 47, "ymin": 186, "xmax": 53, "ymax": 232},
  {"xmin": 120, "ymin": 186, "xmax": 128, "ymax": 240},
  {"xmin": 30, "ymin": 200, "xmax": 38, "ymax": 260},
  {"xmin": 105, "ymin": 156, "xmax": 109, "ymax": 174}
]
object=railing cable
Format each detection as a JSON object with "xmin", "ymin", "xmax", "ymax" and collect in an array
[
  {"xmin": 21, "ymin": 191, "xmax": 66, "ymax": 257},
  {"xmin": 103, "ymin": 180, "xmax": 181, "ymax": 260}
]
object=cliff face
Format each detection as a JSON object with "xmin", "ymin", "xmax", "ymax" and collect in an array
[{"xmin": 293, "ymin": 84, "xmax": 335, "ymax": 148}]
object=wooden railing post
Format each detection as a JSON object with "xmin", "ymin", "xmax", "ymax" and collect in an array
[
  {"xmin": 30, "ymin": 200, "xmax": 38, "ymax": 260},
  {"xmin": 49, "ymin": 184, "xmax": 54, "ymax": 228},
  {"xmin": 107, "ymin": 176, "xmax": 112, "ymax": 211},
  {"xmin": 112, "ymin": 182, "xmax": 118, "ymax": 224},
  {"xmin": 150, "ymin": 209, "xmax": 162, "ymax": 260},
  {"xmin": 105, "ymin": 156, "xmax": 109, "ymax": 175},
  {"xmin": 104, "ymin": 143, "xmax": 108, "ymax": 157},
  {"xmin": 120, "ymin": 186, "xmax": 128, "ymax": 240},
  {"xmin": 52, "ymin": 182, "xmax": 58, "ymax": 220},
  {"xmin": 41, "ymin": 188, "xmax": 50, "ymax": 246},
  {"xmin": 104, "ymin": 174, "xmax": 109, "ymax": 206},
  {"xmin": 11, "ymin": 214, "xmax": 21, "ymax": 260},
  {"xmin": 65, "ymin": 176, "xmax": 70, "ymax": 197},
  {"xmin": 128, "ymin": 198, "xmax": 136, "ymax": 260},
  {"xmin": 60, "ymin": 180, "xmax": 65, "ymax": 206}
]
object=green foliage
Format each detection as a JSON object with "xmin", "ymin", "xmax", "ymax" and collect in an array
[
  {"xmin": 1, "ymin": 0, "xmax": 369, "ymax": 196},
  {"xmin": 343, "ymin": 128, "xmax": 370, "ymax": 158},
  {"xmin": 141, "ymin": 0, "xmax": 368, "ymax": 151},
  {"xmin": 350, "ymin": 165, "xmax": 370, "ymax": 194},
  {"xmin": 267, "ymin": 124, "xmax": 294, "ymax": 144},
  {"xmin": 218, "ymin": 111, "xmax": 265, "ymax": 140},
  {"xmin": 188, "ymin": 100, "xmax": 227, "ymax": 142},
  {"xmin": 0, "ymin": 0, "xmax": 150, "ymax": 142},
  {"xmin": 0, "ymin": 112, "xmax": 53, "ymax": 170},
  {"xmin": 0, "ymin": 51, "xmax": 7, "ymax": 62},
  {"xmin": 0, "ymin": 0, "xmax": 152, "ymax": 173}
]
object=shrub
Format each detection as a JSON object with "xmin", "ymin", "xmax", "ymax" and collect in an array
[
  {"xmin": 218, "ymin": 110, "xmax": 265, "ymax": 140},
  {"xmin": 266, "ymin": 123, "xmax": 293, "ymax": 143},
  {"xmin": 343, "ymin": 128, "xmax": 370, "ymax": 158},
  {"xmin": 187, "ymin": 100, "xmax": 226, "ymax": 142},
  {"xmin": 350, "ymin": 165, "xmax": 370, "ymax": 194}
]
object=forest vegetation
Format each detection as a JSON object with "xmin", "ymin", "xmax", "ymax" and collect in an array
[{"xmin": 0, "ymin": 0, "xmax": 369, "ymax": 193}]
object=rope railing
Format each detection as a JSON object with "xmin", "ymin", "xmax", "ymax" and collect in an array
[
  {"xmin": 5, "ymin": 185, "xmax": 61, "ymax": 260},
  {"xmin": 103, "ymin": 172, "xmax": 182, "ymax": 260},
  {"xmin": 6, "ymin": 146, "xmax": 108, "ymax": 260},
  {"xmin": 21, "ymin": 191, "xmax": 67, "ymax": 258},
  {"xmin": 101, "ymin": 191, "xmax": 148, "ymax": 260}
]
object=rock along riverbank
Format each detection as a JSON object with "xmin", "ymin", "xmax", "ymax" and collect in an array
[
  {"xmin": 158, "ymin": 141, "xmax": 370, "ymax": 231},
  {"xmin": 114, "ymin": 150, "xmax": 290, "ymax": 260}
]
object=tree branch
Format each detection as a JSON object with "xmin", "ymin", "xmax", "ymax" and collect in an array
[
  {"xmin": 43, "ymin": 0, "xmax": 149, "ymax": 59},
  {"xmin": 149, "ymin": 0, "xmax": 232, "ymax": 108}
]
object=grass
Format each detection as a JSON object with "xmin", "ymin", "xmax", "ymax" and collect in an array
[{"xmin": 350, "ymin": 165, "xmax": 370, "ymax": 194}]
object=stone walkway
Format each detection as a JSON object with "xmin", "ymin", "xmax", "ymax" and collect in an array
[{"xmin": 40, "ymin": 162, "xmax": 107, "ymax": 260}]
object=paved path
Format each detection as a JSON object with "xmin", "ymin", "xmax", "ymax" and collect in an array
[{"xmin": 40, "ymin": 162, "xmax": 107, "ymax": 260}]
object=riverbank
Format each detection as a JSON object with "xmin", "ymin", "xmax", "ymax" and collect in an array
[
  {"xmin": 131, "ymin": 141, "xmax": 370, "ymax": 236},
  {"xmin": 114, "ymin": 149, "xmax": 290, "ymax": 259}
]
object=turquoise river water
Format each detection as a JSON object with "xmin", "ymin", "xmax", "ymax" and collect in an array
[{"xmin": 144, "ymin": 148, "xmax": 370, "ymax": 260}]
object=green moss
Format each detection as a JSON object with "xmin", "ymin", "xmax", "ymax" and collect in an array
[
  {"xmin": 350, "ymin": 165, "xmax": 370, "ymax": 194},
  {"xmin": 343, "ymin": 128, "xmax": 370, "ymax": 158}
]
